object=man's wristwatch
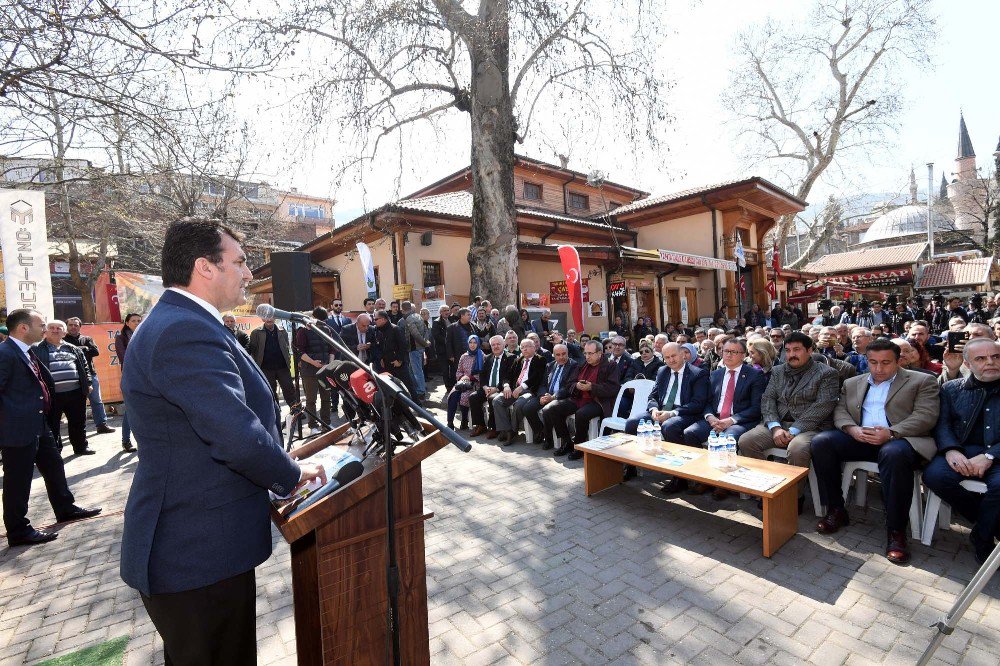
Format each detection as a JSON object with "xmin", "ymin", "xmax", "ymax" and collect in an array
[{"xmin": 985, "ymin": 452, "xmax": 995, "ymax": 461}]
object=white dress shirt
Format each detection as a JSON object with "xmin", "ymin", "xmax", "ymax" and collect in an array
[
  {"xmin": 167, "ymin": 287, "xmax": 224, "ymax": 325},
  {"xmin": 713, "ymin": 365, "xmax": 742, "ymax": 421}
]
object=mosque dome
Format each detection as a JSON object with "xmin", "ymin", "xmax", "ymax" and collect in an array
[{"xmin": 859, "ymin": 205, "xmax": 951, "ymax": 245}]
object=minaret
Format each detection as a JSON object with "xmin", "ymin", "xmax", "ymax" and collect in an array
[
  {"xmin": 956, "ymin": 112, "xmax": 976, "ymax": 180},
  {"xmin": 939, "ymin": 173, "xmax": 949, "ymax": 200},
  {"xmin": 909, "ymin": 166, "xmax": 918, "ymax": 204}
]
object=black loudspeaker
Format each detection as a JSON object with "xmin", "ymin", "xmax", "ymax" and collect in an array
[
  {"xmin": 270, "ymin": 251, "xmax": 313, "ymax": 311},
  {"xmin": 420, "ymin": 231, "xmax": 433, "ymax": 246}
]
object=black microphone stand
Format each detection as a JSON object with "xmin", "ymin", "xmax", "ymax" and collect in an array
[{"xmin": 289, "ymin": 314, "xmax": 470, "ymax": 666}]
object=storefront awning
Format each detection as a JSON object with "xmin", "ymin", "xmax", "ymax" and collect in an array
[
  {"xmin": 621, "ymin": 247, "xmax": 736, "ymax": 272},
  {"xmin": 787, "ymin": 282, "xmax": 886, "ymax": 304}
]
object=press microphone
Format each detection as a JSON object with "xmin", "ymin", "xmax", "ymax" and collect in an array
[{"xmin": 255, "ymin": 303, "xmax": 312, "ymax": 323}]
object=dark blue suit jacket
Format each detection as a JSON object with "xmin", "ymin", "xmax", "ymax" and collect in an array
[
  {"xmin": 0, "ymin": 338, "xmax": 55, "ymax": 448},
  {"xmin": 120, "ymin": 290, "xmax": 300, "ymax": 596},
  {"xmin": 707, "ymin": 364, "xmax": 766, "ymax": 426},
  {"xmin": 646, "ymin": 362, "xmax": 710, "ymax": 419}
]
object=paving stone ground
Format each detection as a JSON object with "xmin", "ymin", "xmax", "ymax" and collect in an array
[{"xmin": 2, "ymin": 378, "xmax": 999, "ymax": 665}]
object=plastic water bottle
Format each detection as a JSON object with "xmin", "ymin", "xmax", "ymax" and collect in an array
[
  {"xmin": 708, "ymin": 430, "xmax": 719, "ymax": 468},
  {"xmin": 725, "ymin": 434, "xmax": 738, "ymax": 471},
  {"xmin": 637, "ymin": 420, "xmax": 648, "ymax": 452},
  {"xmin": 644, "ymin": 420, "xmax": 655, "ymax": 454}
]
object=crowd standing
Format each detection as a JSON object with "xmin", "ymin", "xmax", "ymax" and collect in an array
[{"xmin": 4, "ymin": 290, "xmax": 1000, "ymax": 567}]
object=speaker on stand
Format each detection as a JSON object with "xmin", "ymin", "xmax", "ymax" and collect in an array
[{"xmin": 269, "ymin": 252, "xmax": 320, "ymax": 445}]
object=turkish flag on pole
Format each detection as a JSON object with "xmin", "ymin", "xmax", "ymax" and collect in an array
[
  {"xmin": 557, "ymin": 245, "xmax": 585, "ymax": 331},
  {"xmin": 772, "ymin": 242, "xmax": 781, "ymax": 278},
  {"xmin": 766, "ymin": 280, "xmax": 777, "ymax": 300},
  {"xmin": 738, "ymin": 274, "xmax": 747, "ymax": 299}
]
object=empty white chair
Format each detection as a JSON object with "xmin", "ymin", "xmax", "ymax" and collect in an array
[
  {"xmin": 763, "ymin": 447, "xmax": 825, "ymax": 518},
  {"xmin": 599, "ymin": 379, "xmax": 656, "ymax": 435},
  {"xmin": 840, "ymin": 461, "xmax": 923, "ymax": 539},
  {"xmin": 920, "ymin": 479, "xmax": 988, "ymax": 547}
]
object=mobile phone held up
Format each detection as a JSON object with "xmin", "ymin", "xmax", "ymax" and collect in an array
[{"xmin": 947, "ymin": 330, "xmax": 970, "ymax": 354}]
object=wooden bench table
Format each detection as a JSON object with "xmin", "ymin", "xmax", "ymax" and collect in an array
[{"xmin": 576, "ymin": 437, "xmax": 809, "ymax": 558}]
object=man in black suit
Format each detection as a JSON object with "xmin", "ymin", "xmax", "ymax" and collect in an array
[
  {"xmin": 522, "ymin": 344, "xmax": 580, "ymax": 449},
  {"xmin": 492, "ymin": 338, "xmax": 547, "ymax": 445},
  {"xmin": 1, "ymin": 309, "xmax": 100, "ymax": 547},
  {"xmin": 432, "ymin": 305, "xmax": 451, "ymax": 383},
  {"xmin": 372, "ymin": 309, "xmax": 416, "ymax": 398},
  {"xmin": 608, "ymin": 335, "xmax": 632, "ymax": 383},
  {"xmin": 469, "ymin": 335, "xmax": 514, "ymax": 438},
  {"xmin": 33, "ymin": 319, "xmax": 95, "ymax": 455},
  {"xmin": 325, "ymin": 298, "xmax": 351, "ymax": 333},
  {"xmin": 222, "ymin": 314, "xmax": 250, "ymax": 352},
  {"xmin": 341, "ymin": 313, "xmax": 380, "ymax": 369},
  {"xmin": 445, "ymin": 308, "xmax": 475, "ymax": 391}
]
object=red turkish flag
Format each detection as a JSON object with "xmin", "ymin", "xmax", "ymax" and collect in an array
[
  {"xmin": 772, "ymin": 242, "xmax": 781, "ymax": 277},
  {"xmin": 738, "ymin": 274, "xmax": 747, "ymax": 299},
  {"xmin": 766, "ymin": 280, "xmax": 777, "ymax": 300},
  {"xmin": 106, "ymin": 283, "xmax": 122, "ymax": 323},
  {"xmin": 557, "ymin": 245, "xmax": 584, "ymax": 331}
]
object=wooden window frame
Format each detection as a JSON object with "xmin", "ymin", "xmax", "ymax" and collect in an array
[
  {"xmin": 568, "ymin": 191, "xmax": 590, "ymax": 211},
  {"xmin": 523, "ymin": 182, "xmax": 543, "ymax": 201},
  {"xmin": 421, "ymin": 260, "xmax": 444, "ymax": 288}
]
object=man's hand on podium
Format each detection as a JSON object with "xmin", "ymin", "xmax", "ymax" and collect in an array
[{"xmin": 295, "ymin": 462, "xmax": 327, "ymax": 492}]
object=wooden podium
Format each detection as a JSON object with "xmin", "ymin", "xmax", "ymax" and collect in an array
[{"xmin": 271, "ymin": 422, "xmax": 448, "ymax": 665}]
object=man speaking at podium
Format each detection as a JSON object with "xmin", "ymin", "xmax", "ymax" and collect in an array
[{"xmin": 120, "ymin": 219, "xmax": 326, "ymax": 665}]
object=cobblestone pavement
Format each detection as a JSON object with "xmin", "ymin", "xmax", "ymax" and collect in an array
[{"xmin": 2, "ymin": 379, "xmax": 999, "ymax": 665}]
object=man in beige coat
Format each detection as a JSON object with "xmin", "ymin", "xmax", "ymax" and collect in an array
[{"xmin": 810, "ymin": 338, "xmax": 940, "ymax": 564}]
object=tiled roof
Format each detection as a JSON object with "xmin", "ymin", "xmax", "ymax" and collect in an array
[
  {"xmin": 611, "ymin": 176, "xmax": 805, "ymax": 216},
  {"xmin": 801, "ymin": 242, "xmax": 928, "ymax": 274},
  {"xmin": 393, "ymin": 191, "xmax": 629, "ymax": 231},
  {"xmin": 918, "ymin": 257, "xmax": 993, "ymax": 289}
]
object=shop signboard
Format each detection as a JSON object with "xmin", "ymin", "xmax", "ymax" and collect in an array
[
  {"xmin": 823, "ymin": 267, "xmax": 912, "ymax": 288},
  {"xmin": 609, "ymin": 280, "xmax": 627, "ymax": 298},
  {"xmin": 549, "ymin": 278, "xmax": 591, "ymax": 304}
]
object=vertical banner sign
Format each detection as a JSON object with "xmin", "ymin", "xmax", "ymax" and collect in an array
[
  {"xmin": 356, "ymin": 242, "xmax": 376, "ymax": 298},
  {"xmin": 557, "ymin": 245, "xmax": 584, "ymax": 331},
  {"xmin": 0, "ymin": 189, "xmax": 53, "ymax": 319}
]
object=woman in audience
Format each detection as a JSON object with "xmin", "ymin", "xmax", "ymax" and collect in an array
[
  {"xmin": 115, "ymin": 312, "xmax": 142, "ymax": 452},
  {"xmin": 748, "ymin": 338, "xmax": 777, "ymax": 378},
  {"xmin": 447, "ymin": 335, "xmax": 483, "ymax": 431},
  {"xmin": 517, "ymin": 308, "xmax": 531, "ymax": 338},
  {"xmin": 630, "ymin": 340, "xmax": 663, "ymax": 379}
]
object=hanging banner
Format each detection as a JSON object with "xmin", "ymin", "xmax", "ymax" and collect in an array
[
  {"xmin": 766, "ymin": 280, "xmax": 777, "ymax": 300},
  {"xmin": 356, "ymin": 242, "xmax": 377, "ymax": 298},
  {"xmin": 557, "ymin": 245, "xmax": 585, "ymax": 332},
  {"xmin": 0, "ymin": 189, "xmax": 54, "ymax": 319},
  {"xmin": 519, "ymin": 292, "xmax": 550, "ymax": 309},
  {"xmin": 549, "ymin": 278, "xmax": 590, "ymax": 304},
  {"xmin": 680, "ymin": 297, "xmax": 689, "ymax": 325}
]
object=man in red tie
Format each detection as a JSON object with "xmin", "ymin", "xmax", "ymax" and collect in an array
[
  {"xmin": 491, "ymin": 338, "xmax": 546, "ymax": 445},
  {"xmin": 682, "ymin": 339, "xmax": 768, "ymax": 497},
  {"xmin": 0, "ymin": 309, "xmax": 101, "ymax": 547}
]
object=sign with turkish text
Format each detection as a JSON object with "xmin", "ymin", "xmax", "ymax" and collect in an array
[
  {"xmin": 609, "ymin": 280, "xmax": 627, "ymax": 298},
  {"xmin": 549, "ymin": 278, "xmax": 591, "ymax": 304},
  {"xmin": 0, "ymin": 189, "xmax": 53, "ymax": 319},
  {"xmin": 657, "ymin": 248, "xmax": 736, "ymax": 273},
  {"xmin": 392, "ymin": 283, "xmax": 413, "ymax": 301},
  {"xmin": 823, "ymin": 267, "xmax": 913, "ymax": 288}
]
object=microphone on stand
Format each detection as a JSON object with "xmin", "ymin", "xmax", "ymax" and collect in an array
[{"xmin": 256, "ymin": 303, "xmax": 312, "ymax": 323}]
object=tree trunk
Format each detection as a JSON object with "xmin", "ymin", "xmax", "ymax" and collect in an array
[{"xmin": 467, "ymin": 0, "xmax": 517, "ymax": 308}]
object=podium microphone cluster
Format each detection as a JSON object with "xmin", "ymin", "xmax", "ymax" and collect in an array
[{"xmin": 255, "ymin": 303, "xmax": 310, "ymax": 323}]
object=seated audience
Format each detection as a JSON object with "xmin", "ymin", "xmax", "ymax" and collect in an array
[
  {"xmin": 523, "ymin": 344, "xmax": 580, "ymax": 450},
  {"xmin": 924, "ymin": 339, "xmax": 1000, "ymax": 564},
  {"xmin": 447, "ymin": 335, "xmax": 483, "ymax": 431},
  {"xmin": 469, "ymin": 336, "xmax": 515, "ymax": 438},
  {"xmin": 492, "ymin": 338, "xmax": 547, "ymax": 445},
  {"xmin": 810, "ymin": 338, "xmax": 940, "ymax": 564}
]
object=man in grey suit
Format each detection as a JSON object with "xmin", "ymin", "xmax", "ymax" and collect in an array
[
  {"xmin": 810, "ymin": 338, "xmax": 939, "ymax": 564},
  {"xmin": 739, "ymin": 331, "xmax": 840, "ymax": 508},
  {"xmin": 120, "ymin": 219, "xmax": 325, "ymax": 664}
]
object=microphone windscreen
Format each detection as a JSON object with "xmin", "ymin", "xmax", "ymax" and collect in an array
[{"xmin": 350, "ymin": 369, "xmax": 377, "ymax": 404}]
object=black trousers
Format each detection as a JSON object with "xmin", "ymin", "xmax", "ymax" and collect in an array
[
  {"xmin": 2, "ymin": 431, "xmax": 75, "ymax": 538},
  {"xmin": 48, "ymin": 388, "xmax": 88, "ymax": 453},
  {"xmin": 810, "ymin": 430, "xmax": 919, "ymax": 533},
  {"xmin": 468, "ymin": 388, "xmax": 496, "ymax": 429},
  {"xmin": 262, "ymin": 366, "xmax": 298, "ymax": 409},
  {"xmin": 542, "ymin": 399, "xmax": 604, "ymax": 445},
  {"xmin": 444, "ymin": 358, "xmax": 458, "ymax": 391},
  {"xmin": 142, "ymin": 569, "xmax": 257, "ymax": 666}
]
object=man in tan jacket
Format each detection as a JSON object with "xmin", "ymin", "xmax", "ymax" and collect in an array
[{"xmin": 810, "ymin": 338, "xmax": 940, "ymax": 564}]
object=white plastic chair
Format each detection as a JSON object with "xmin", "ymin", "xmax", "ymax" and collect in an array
[
  {"xmin": 920, "ymin": 479, "xmax": 988, "ymax": 546},
  {"xmin": 552, "ymin": 414, "xmax": 601, "ymax": 451},
  {"xmin": 763, "ymin": 447, "xmax": 825, "ymax": 518},
  {"xmin": 841, "ymin": 461, "xmax": 923, "ymax": 539},
  {"xmin": 599, "ymin": 379, "xmax": 656, "ymax": 435}
]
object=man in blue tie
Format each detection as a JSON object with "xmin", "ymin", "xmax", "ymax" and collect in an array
[{"xmin": 522, "ymin": 344, "xmax": 580, "ymax": 449}]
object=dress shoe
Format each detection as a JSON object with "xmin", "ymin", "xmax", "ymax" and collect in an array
[
  {"xmin": 567, "ymin": 450, "xmax": 583, "ymax": 461},
  {"xmin": 505, "ymin": 433, "xmax": 521, "ymax": 446},
  {"xmin": 623, "ymin": 465, "xmax": 638, "ymax": 481},
  {"xmin": 469, "ymin": 426, "xmax": 485, "ymax": 437},
  {"xmin": 886, "ymin": 530, "xmax": 911, "ymax": 565},
  {"xmin": 122, "ymin": 442, "xmax": 136, "ymax": 452},
  {"xmin": 816, "ymin": 508, "xmax": 850, "ymax": 534},
  {"xmin": 56, "ymin": 506, "xmax": 103, "ymax": 523},
  {"xmin": 970, "ymin": 532, "xmax": 995, "ymax": 566},
  {"xmin": 96, "ymin": 424, "xmax": 116, "ymax": 434},
  {"xmin": 540, "ymin": 439, "xmax": 553, "ymax": 450},
  {"xmin": 687, "ymin": 482, "xmax": 711, "ymax": 496},
  {"xmin": 659, "ymin": 477, "xmax": 689, "ymax": 495},
  {"xmin": 553, "ymin": 445, "xmax": 571, "ymax": 457},
  {"xmin": 73, "ymin": 448, "xmax": 97, "ymax": 456},
  {"xmin": 485, "ymin": 430, "xmax": 498, "ymax": 440},
  {"xmin": 8, "ymin": 529, "xmax": 58, "ymax": 547},
  {"xmin": 496, "ymin": 431, "xmax": 510, "ymax": 444},
  {"xmin": 712, "ymin": 488, "xmax": 731, "ymax": 501}
]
